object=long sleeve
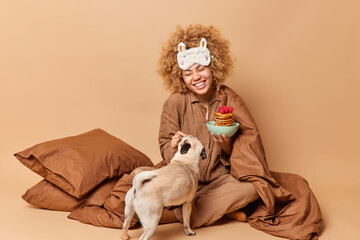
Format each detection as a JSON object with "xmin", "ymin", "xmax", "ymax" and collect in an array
[{"xmin": 158, "ymin": 94, "xmax": 183, "ymax": 164}]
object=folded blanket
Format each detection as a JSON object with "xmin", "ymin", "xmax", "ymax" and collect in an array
[{"xmin": 246, "ymin": 171, "xmax": 322, "ymax": 240}]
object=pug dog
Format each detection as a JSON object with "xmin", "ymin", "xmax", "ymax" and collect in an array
[{"xmin": 121, "ymin": 135, "xmax": 206, "ymax": 240}]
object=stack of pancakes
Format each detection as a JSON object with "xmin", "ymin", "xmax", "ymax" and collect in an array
[{"xmin": 214, "ymin": 112, "xmax": 234, "ymax": 126}]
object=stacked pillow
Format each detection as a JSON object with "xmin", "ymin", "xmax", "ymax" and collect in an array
[{"xmin": 15, "ymin": 128, "xmax": 154, "ymax": 228}]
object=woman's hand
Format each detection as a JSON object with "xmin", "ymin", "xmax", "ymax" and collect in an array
[
  {"xmin": 171, "ymin": 131, "xmax": 187, "ymax": 151},
  {"xmin": 210, "ymin": 133, "xmax": 232, "ymax": 155}
]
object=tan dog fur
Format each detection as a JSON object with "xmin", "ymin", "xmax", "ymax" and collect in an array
[{"xmin": 121, "ymin": 135, "xmax": 206, "ymax": 240}]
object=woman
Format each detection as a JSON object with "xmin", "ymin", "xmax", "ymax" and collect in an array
[{"xmin": 157, "ymin": 24, "xmax": 322, "ymax": 239}]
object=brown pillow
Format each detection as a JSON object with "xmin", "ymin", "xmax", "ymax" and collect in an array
[
  {"xmin": 22, "ymin": 177, "xmax": 119, "ymax": 211},
  {"xmin": 68, "ymin": 174, "xmax": 138, "ymax": 228},
  {"xmin": 15, "ymin": 129, "xmax": 153, "ymax": 198}
]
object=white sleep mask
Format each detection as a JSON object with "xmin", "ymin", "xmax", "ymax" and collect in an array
[{"xmin": 177, "ymin": 38, "xmax": 211, "ymax": 70}]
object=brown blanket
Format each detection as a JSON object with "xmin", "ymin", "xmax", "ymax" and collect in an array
[
  {"xmin": 16, "ymin": 128, "xmax": 322, "ymax": 239},
  {"xmin": 228, "ymin": 85, "xmax": 322, "ymax": 239},
  {"xmin": 243, "ymin": 171, "xmax": 322, "ymax": 240},
  {"xmin": 229, "ymin": 130, "xmax": 322, "ymax": 240}
]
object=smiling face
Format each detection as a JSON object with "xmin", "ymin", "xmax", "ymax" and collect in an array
[{"xmin": 181, "ymin": 64, "xmax": 215, "ymax": 101}]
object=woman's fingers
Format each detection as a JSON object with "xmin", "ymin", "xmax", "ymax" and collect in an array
[
  {"xmin": 210, "ymin": 132, "xmax": 231, "ymax": 144},
  {"xmin": 217, "ymin": 133, "xmax": 224, "ymax": 142},
  {"xmin": 177, "ymin": 131, "xmax": 187, "ymax": 137},
  {"xmin": 222, "ymin": 134, "xmax": 229, "ymax": 142},
  {"xmin": 171, "ymin": 131, "xmax": 187, "ymax": 150},
  {"xmin": 210, "ymin": 132, "xmax": 221, "ymax": 142}
]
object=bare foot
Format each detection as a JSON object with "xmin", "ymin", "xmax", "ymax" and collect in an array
[{"xmin": 225, "ymin": 211, "xmax": 247, "ymax": 222}]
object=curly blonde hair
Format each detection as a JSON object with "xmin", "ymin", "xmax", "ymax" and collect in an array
[{"xmin": 158, "ymin": 24, "xmax": 234, "ymax": 93}]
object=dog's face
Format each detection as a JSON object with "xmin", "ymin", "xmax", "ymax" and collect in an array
[{"xmin": 179, "ymin": 135, "xmax": 207, "ymax": 160}]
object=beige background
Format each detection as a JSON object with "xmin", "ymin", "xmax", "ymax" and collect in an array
[{"xmin": 1, "ymin": 0, "xmax": 359, "ymax": 239}]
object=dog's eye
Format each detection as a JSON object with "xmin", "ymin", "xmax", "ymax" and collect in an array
[{"xmin": 180, "ymin": 141, "xmax": 191, "ymax": 155}]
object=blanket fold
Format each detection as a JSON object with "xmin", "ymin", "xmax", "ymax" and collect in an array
[
  {"xmin": 16, "ymin": 128, "xmax": 322, "ymax": 239},
  {"xmin": 246, "ymin": 171, "xmax": 322, "ymax": 240},
  {"xmin": 68, "ymin": 174, "xmax": 138, "ymax": 229}
]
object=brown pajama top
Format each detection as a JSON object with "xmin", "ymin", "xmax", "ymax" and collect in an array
[{"xmin": 158, "ymin": 85, "xmax": 322, "ymax": 240}]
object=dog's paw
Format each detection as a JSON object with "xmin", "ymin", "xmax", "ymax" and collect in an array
[
  {"xmin": 185, "ymin": 230, "xmax": 196, "ymax": 236},
  {"xmin": 120, "ymin": 233, "xmax": 130, "ymax": 240},
  {"xmin": 184, "ymin": 225, "xmax": 196, "ymax": 236}
]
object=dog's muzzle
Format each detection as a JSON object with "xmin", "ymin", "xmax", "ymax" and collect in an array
[{"xmin": 201, "ymin": 148, "xmax": 207, "ymax": 159}]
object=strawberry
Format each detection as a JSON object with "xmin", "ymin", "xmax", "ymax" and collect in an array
[{"xmin": 218, "ymin": 106, "xmax": 233, "ymax": 114}]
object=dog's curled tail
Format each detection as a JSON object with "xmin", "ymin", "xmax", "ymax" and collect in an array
[{"xmin": 133, "ymin": 171, "xmax": 157, "ymax": 193}]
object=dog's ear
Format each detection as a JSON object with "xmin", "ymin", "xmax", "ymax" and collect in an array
[
  {"xmin": 180, "ymin": 140, "xmax": 191, "ymax": 155},
  {"xmin": 201, "ymin": 147, "xmax": 207, "ymax": 159}
]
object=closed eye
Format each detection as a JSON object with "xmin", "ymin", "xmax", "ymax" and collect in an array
[{"xmin": 183, "ymin": 71, "xmax": 191, "ymax": 76}]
